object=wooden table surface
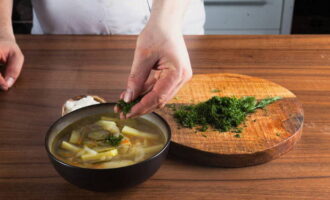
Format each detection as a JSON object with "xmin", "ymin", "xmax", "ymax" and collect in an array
[{"xmin": 1, "ymin": 35, "xmax": 330, "ymax": 200}]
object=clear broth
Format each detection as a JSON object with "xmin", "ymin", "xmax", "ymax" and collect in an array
[{"xmin": 52, "ymin": 113, "xmax": 166, "ymax": 169}]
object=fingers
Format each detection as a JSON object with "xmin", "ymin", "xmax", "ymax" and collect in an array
[
  {"xmin": 126, "ymin": 63, "xmax": 187, "ymax": 118},
  {"xmin": 140, "ymin": 73, "xmax": 158, "ymax": 95},
  {"xmin": 0, "ymin": 74, "xmax": 8, "ymax": 91},
  {"xmin": 114, "ymin": 75, "xmax": 157, "ymax": 114},
  {"xmin": 0, "ymin": 43, "xmax": 24, "ymax": 91},
  {"xmin": 113, "ymin": 91, "xmax": 126, "ymax": 113},
  {"xmin": 4, "ymin": 49, "xmax": 24, "ymax": 88},
  {"xmin": 122, "ymin": 47, "xmax": 157, "ymax": 103}
]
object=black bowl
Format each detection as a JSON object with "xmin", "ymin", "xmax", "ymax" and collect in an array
[{"xmin": 45, "ymin": 103, "xmax": 171, "ymax": 191}]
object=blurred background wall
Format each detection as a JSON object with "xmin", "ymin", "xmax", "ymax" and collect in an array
[{"xmin": 11, "ymin": 0, "xmax": 330, "ymax": 34}]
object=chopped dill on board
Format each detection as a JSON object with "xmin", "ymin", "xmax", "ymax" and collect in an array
[
  {"xmin": 234, "ymin": 134, "xmax": 241, "ymax": 138},
  {"xmin": 255, "ymin": 96, "xmax": 282, "ymax": 109},
  {"xmin": 173, "ymin": 96, "xmax": 281, "ymax": 133},
  {"xmin": 198, "ymin": 125, "xmax": 208, "ymax": 132},
  {"xmin": 232, "ymin": 127, "xmax": 243, "ymax": 133}
]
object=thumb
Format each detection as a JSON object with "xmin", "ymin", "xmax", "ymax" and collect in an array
[
  {"xmin": 123, "ymin": 48, "xmax": 156, "ymax": 102},
  {"xmin": 4, "ymin": 50, "xmax": 24, "ymax": 88},
  {"xmin": 0, "ymin": 73, "xmax": 8, "ymax": 90}
]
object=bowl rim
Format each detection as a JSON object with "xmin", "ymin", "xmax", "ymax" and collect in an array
[{"xmin": 45, "ymin": 102, "xmax": 172, "ymax": 171}]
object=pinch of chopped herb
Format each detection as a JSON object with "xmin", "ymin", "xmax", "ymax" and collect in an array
[
  {"xmin": 174, "ymin": 96, "xmax": 180, "ymax": 100},
  {"xmin": 276, "ymin": 132, "xmax": 281, "ymax": 136},
  {"xmin": 201, "ymin": 133, "xmax": 207, "ymax": 138},
  {"xmin": 117, "ymin": 96, "xmax": 142, "ymax": 114},
  {"xmin": 234, "ymin": 134, "xmax": 241, "ymax": 138}
]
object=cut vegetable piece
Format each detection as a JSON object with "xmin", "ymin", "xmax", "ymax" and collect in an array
[
  {"xmin": 119, "ymin": 145, "xmax": 141, "ymax": 160},
  {"xmin": 83, "ymin": 145, "xmax": 98, "ymax": 155},
  {"xmin": 92, "ymin": 146, "xmax": 116, "ymax": 153},
  {"xmin": 96, "ymin": 120, "xmax": 120, "ymax": 134},
  {"xmin": 121, "ymin": 137, "xmax": 131, "ymax": 145},
  {"xmin": 61, "ymin": 141, "xmax": 82, "ymax": 153},
  {"xmin": 95, "ymin": 160, "xmax": 135, "ymax": 169},
  {"xmin": 118, "ymin": 144, "xmax": 130, "ymax": 154},
  {"xmin": 121, "ymin": 126, "xmax": 159, "ymax": 140},
  {"xmin": 88, "ymin": 130, "xmax": 109, "ymax": 140},
  {"xmin": 69, "ymin": 130, "xmax": 81, "ymax": 144},
  {"xmin": 75, "ymin": 149, "xmax": 86, "ymax": 157},
  {"xmin": 83, "ymin": 140, "xmax": 98, "ymax": 147},
  {"xmin": 81, "ymin": 149, "xmax": 118, "ymax": 163},
  {"xmin": 143, "ymin": 144, "xmax": 164, "ymax": 154},
  {"xmin": 133, "ymin": 146, "xmax": 145, "ymax": 162},
  {"xmin": 118, "ymin": 138, "xmax": 131, "ymax": 154},
  {"xmin": 57, "ymin": 149, "xmax": 75, "ymax": 158}
]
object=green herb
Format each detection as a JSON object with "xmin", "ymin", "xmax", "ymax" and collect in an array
[
  {"xmin": 276, "ymin": 132, "xmax": 281, "ymax": 136},
  {"xmin": 198, "ymin": 125, "xmax": 208, "ymax": 132},
  {"xmin": 201, "ymin": 133, "xmax": 207, "ymax": 138},
  {"xmin": 173, "ymin": 96, "xmax": 281, "ymax": 133},
  {"xmin": 232, "ymin": 127, "xmax": 243, "ymax": 133},
  {"xmin": 104, "ymin": 135, "xmax": 124, "ymax": 146},
  {"xmin": 211, "ymin": 89, "xmax": 221, "ymax": 93},
  {"xmin": 174, "ymin": 96, "xmax": 180, "ymax": 100},
  {"xmin": 255, "ymin": 96, "xmax": 282, "ymax": 109},
  {"xmin": 117, "ymin": 96, "xmax": 142, "ymax": 114},
  {"xmin": 253, "ymin": 119, "xmax": 257, "ymax": 122},
  {"xmin": 234, "ymin": 134, "xmax": 241, "ymax": 138}
]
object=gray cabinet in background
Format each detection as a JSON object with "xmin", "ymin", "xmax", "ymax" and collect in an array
[{"xmin": 204, "ymin": 0, "xmax": 295, "ymax": 34}]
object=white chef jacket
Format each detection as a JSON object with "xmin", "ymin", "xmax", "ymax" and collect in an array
[{"xmin": 31, "ymin": 0, "xmax": 205, "ymax": 35}]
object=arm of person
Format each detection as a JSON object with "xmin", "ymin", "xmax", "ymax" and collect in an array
[
  {"xmin": 0, "ymin": 0, "xmax": 24, "ymax": 91},
  {"xmin": 116, "ymin": 0, "xmax": 192, "ymax": 118}
]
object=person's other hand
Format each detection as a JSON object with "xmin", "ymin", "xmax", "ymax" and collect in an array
[
  {"xmin": 116, "ymin": 24, "xmax": 192, "ymax": 118},
  {"xmin": 0, "ymin": 38, "xmax": 24, "ymax": 91}
]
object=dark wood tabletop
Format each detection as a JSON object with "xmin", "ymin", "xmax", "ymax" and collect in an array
[{"xmin": 1, "ymin": 35, "xmax": 330, "ymax": 200}]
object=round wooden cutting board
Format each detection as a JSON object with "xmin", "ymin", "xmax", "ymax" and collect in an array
[{"xmin": 156, "ymin": 73, "xmax": 304, "ymax": 167}]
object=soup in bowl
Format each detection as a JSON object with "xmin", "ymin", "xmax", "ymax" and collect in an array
[{"xmin": 45, "ymin": 103, "xmax": 171, "ymax": 191}]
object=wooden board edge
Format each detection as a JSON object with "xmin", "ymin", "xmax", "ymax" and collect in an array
[{"xmin": 169, "ymin": 118, "xmax": 303, "ymax": 168}]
